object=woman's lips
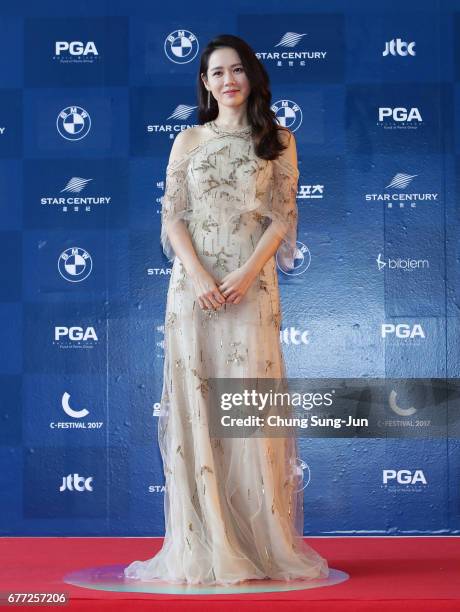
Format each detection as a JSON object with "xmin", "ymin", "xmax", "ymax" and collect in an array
[{"xmin": 224, "ymin": 90, "xmax": 239, "ymax": 95}]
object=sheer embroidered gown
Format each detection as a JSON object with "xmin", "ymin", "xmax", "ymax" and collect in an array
[{"xmin": 124, "ymin": 120, "xmax": 329, "ymax": 585}]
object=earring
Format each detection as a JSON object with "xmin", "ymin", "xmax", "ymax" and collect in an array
[{"xmin": 207, "ymin": 90, "xmax": 210, "ymax": 109}]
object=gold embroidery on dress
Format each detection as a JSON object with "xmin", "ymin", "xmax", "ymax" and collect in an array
[
  {"xmin": 203, "ymin": 246, "xmax": 232, "ymax": 272},
  {"xmin": 201, "ymin": 308, "xmax": 220, "ymax": 326},
  {"xmin": 251, "ymin": 211, "xmax": 265, "ymax": 223},
  {"xmin": 212, "ymin": 439, "xmax": 224, "ymax": 455},
  {"xmin": 191, "ymin": 369, "xmax": 209, "ymax": 396},
  {"xmin": 194, "ymin": 147, "xmax": 224, "ymax": 173},
  {"xmin": 202, "ymin": 215, "xmax": 219, "ymax": 233},
  {"xmin": 175, "ymin": 276, "xmax": 186, "ymax": 291},
  {"xmin": 259, "ymin": 279, "xmax": 269, "ymax": 294},
  {"xmin": 226, "ymin": 341, "xmax": 246, "ymax": 365},
  {"xmin": 231, "ymin": 215, "xmax": 242, "ymax": 234},
  {"xmin": 228, "ymin": 154, "xmax": 257, "ymax": 173},
  {"xmin": 165, "ymin": 312, "xmax": 177, "ymax": 329},
  {"xmin": 174, "ymin": 264, "xmax": 187, "ymax": 291},
  {"xmin": 200, "ymin": 465, "xmax": 214, "ymax": 475}
]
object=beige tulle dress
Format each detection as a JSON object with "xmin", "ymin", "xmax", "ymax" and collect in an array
[{"xmin": 124, "ymin": 120, "xmax": 329, "ymax": 585}]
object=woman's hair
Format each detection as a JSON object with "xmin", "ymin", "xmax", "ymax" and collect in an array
[{"xmin": 197, "ymin": 34, "xmax": 290, "ymax": 161}]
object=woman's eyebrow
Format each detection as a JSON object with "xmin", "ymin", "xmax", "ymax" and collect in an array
[{"xmin": 210, "ymin": 63, "xmax": 242, "ymax": 70}]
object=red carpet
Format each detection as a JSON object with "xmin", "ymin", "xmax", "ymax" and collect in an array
[{"xmin": 0, "ymin": 537, "xmax": 459, "ymax": 611}]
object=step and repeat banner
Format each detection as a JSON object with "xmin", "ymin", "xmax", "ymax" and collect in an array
[{"xmin": 1, "ymin": 0, "xmax": 459, "ymax": 536}]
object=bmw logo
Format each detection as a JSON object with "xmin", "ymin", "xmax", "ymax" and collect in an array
[
  {"xmin": 58, "ymin": 247, "xmax": 92, "ymax": 282},
  {"xmin": 57, "ymin": 106, "xmax": 91, "ymax": 141},
  {"xmin": 164, "ymin": 30, "xmax": 199, "ymax": 64},
  {"xmin": 276, "ymin": 240, "xmax": 311, "ymax": 276},
  {"xmin": 293, "ymin": 457, "xmax": 310, "ymax": 492},
  {"xmin": 271, "ymin": 100, "xmax": 302, "ymax": 133}
]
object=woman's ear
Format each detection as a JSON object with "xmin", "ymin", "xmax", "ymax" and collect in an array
[{"xmin": 200, "ymin": 74, "xmax": 209, "ymax": 91}]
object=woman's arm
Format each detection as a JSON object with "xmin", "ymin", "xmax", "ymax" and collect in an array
[
  {"xmin": 162, "ymin": 130, "xmax": 204, "ymax": 278},
  {"xmin": 219, "ymin": 129, "xmax": 298, "ymax": 304},
  {"xmin": 244, "ymin": 128, "xmax": 298, "ymax": 276},
  {"xmin": 163, "ymin": 130, "xmax": 226, "ymax": 310}
]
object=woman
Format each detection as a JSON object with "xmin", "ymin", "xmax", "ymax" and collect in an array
[{"xmin": 124, "ymin": 34, "xmax": 329, "ymax": 585}]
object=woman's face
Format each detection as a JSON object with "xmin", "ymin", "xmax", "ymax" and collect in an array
[{"xmin": 202, "ymin": 47, "xmax": 251, "ymax": 111}]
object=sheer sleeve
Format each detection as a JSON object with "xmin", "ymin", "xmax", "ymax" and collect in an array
[
  {"xmin": 160, "ymin": 155, "xmax": 191, "ymax": 262},
  {"xmin": 267, "ymin": 155, "xmax": 299, "ymax": 272}
]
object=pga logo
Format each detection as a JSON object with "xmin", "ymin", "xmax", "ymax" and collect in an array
[
  {"xmin": 381, "ymin": 323, "xmax": 425, "ymax": 339},
  {"xmin": 383, "ymin": 469, "xmax": 427, "ymax": 485},
  {"xmin": 55, "ymin": 41, "xmax": 98, "ymax": 56},
  {"xmin": 378, "ymin": 107, "xmax": 422, "ymax": 122},
  {"xmin": 54, "ymin": 326, "xmax": 98, "ymax": 342}
]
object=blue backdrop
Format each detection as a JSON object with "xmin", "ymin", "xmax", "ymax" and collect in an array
[{"xmin": 1, "ymin": 0, "xmax": 459, "ymax": 537}]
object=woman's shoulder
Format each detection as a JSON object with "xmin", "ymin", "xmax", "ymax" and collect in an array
[
  {"xmin": 167, "ymin": 126, "xmax": 207, "ymax": 167},
  {"xmin": 272, "ymin": 126, "xmax": 298, "ymax": 176},
  {"xmin": 167, "ymin": 125, "xmax": 211, "ymax": 166},
  {"xmin": 169, "ymin": 126, "xmax": 200, "ymax": 154}
]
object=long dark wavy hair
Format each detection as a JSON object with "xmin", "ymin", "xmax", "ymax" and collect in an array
[{"xmin": 197, "ymin": 34, "xmax": 289, "ymax": 161}]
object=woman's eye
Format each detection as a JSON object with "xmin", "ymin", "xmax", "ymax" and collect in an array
[{"xmin": 212, "ymin": 68, "xmax": 243, "ymax": 76}]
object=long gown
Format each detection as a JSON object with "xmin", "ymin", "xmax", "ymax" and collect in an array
[{"xmin": 124, "ymin": 119, "xmax": 329, "ymax": 585}]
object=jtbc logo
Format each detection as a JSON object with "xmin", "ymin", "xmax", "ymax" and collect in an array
[
  {"xmin": 383, "ymin": 469, "xmax": 427, "ymax": 485},
  {"xmin": 382, "ymin": 39, "xmax": 416, "ymax": 57},
  {"xmin": 280, "ymin": 326, "xmax": 309, "ymax": 345},
  {"xmin": 59, "ymin": 473, "xmax": 93, "ymax": 492},
  {"xmin": 55, "ymin": 41, "xmax": 98, "ymax": 56},
  {"xmin": 378, "ymin": 107, "xmax": 422, "ymax": 122}
]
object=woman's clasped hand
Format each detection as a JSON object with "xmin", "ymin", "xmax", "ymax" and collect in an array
[{"xmin": 189, "ymin": 264, "xmax": 258, "ymax": 310}]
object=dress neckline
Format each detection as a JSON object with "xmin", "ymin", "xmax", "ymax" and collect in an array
[{"xmin": 206, "ymin": 120, "xmax": 252, "ymax": 136}]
